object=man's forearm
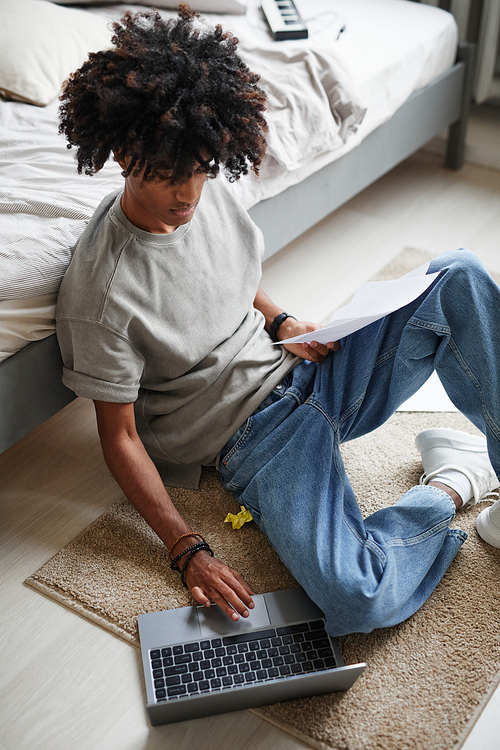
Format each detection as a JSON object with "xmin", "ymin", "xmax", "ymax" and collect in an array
[
  {"xmin": 253, "ymin": 287, "xmax": 285, "ymax": 332},
  {"xmin": 254, "ymin": 286, "xmax": 302, "ymax": 343},
  {"xmin": 98, "ymin": 423, "xmax": 195, "ymax": 551},
  {"xmin": 94, "ymin": 400, "xmax": 254, "ymax": 620}
]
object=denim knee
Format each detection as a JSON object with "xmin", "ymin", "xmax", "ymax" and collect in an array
[
  {"xmin": 321, "ymin": 586, "xmax": 393, "ymax": 636},
  {"xmin": 320, "ymin": 529, "xmax": 466, "ymax": 637},
  {"xmin": 307, "ymin": 551, "xmax": 390, "ymax": 637},
  {"xmin": 430, "ymin": 247, "xmax": 489, "ymax": 284}
]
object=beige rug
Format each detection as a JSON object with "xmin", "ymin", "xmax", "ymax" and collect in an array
[{"xmin": 25, "ymin": 249, "xmax": 500, "ymax": 750}]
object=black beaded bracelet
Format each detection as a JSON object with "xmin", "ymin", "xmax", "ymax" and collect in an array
[
  {"xmin": 270, "ymin": 312, "xmax": 296, "ymax": 342},
  {"xmin": 170, "ymin": 542, "xmax": 211, "ymax": 571},
  {"xmin": 180, "ymin": 544, "xmax": 214, "ymax": 589}
]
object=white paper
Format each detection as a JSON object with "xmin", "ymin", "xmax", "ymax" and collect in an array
[{"xmin": 276, "ymin": 261, "xmax": 440, "ymax": 346}]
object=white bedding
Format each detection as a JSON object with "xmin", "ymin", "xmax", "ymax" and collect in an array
[
  {"xmin": 0, "ymin": 294, "xmax": 56, "ymax": 363},
  {"xmin": 230, "ymin": 0, "xmax": 458, "ymax": 206},
  {"xmin": 0, "ymin": 0, "xmax": 457, "ymax": 359},
  {"xmin": 0, "ymin": 98, "xmax": 123, "ymax": 299}
]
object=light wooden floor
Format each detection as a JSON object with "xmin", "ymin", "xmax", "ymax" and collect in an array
[{"xmin": 1, "ymin": 138, "xmax": 500, "ymax": 749}]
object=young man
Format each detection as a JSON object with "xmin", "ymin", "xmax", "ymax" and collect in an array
[{"xmin": 57, "ymin": 7, "xmax": 500, "ymax": 637}]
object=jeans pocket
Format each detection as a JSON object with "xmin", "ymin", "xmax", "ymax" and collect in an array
[
  {"xmin": 219, "ymin": 415, "xmax": 254, "ymax": 476},
  {"xmin": 219, "ymin": 379, "xmax": 293, "ymax": 476}
]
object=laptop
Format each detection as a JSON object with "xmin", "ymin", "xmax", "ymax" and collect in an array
[{"xmin": 138, "ymin": 586, "xmax": 367, "ymax": 726}]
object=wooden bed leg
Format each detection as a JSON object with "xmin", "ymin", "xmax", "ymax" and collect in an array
[{"xmin": 446, "ymin": 40, "xmax": 475, "ymax": 170}]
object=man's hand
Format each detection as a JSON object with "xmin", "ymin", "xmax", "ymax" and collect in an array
[
  {"xmin": 94, "ymin": 401, "xmax": 255, "ymax": 621},
  {"xmin": 184, "ymin": 549, "xmax": 255, "ymax": 621},
  {"xmin": 253, "ymin": 288, "xmax": 339, "ymax": 363},
  {"xmin": 277, "ymin": 317, "xmax": 339, "ymax": 363}
]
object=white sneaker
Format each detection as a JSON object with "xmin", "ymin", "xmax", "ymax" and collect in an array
[
  {"xmin": 415, "ymin": 428, "xmax": 500, "ymax": 507},
  {"xmin": 476, "ymin": 499, "xmax": 500, "ymax": 548}
]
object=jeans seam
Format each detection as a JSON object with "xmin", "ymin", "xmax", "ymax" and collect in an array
[
  {"xmin": 410, "ymin": 316, "xmax": 500, "ymax": 443},
  {"xmin": 374, "ymin": 346, "xmax": 398, "ymax": 366},
  {"xmin": 335, "ymin": 348, "xmax": 399, "ymax": 427},
  {"xmin": 220, "ymin": 387, "xmax": 299, "ymax": 477},
  {"xmin": 386, "ymin": 516, "xmax": 454, "ymax": 548},
  {"xmin": 220, "ymin": 415, "xmax": 254, "ymax": 470},
  {"xmin": 448, "ymin": 337, "xmax": 500, "ymax": 443},
  {"xmin": 285, "ymin": 388, "xmax": 303, "ymax": 407},
  {"xmin": 306, "ymin": 399, "xmax": 338, "ymax": 432},
  {"xmin": 448, "ymin": 528, "xmax": 468, "ymax": 540},
  {"xmin": 409, "ymin": 317, "xmax": 451, "ymax": 335},
  {"xmin": 338, "ymin": 396, "xmax": 364, "ymax": 427},
  {"xmin": 343, "ymin": 518, "xmax": 388, "ymax": 565}
]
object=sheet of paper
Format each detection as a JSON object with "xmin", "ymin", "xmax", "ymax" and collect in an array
[{"xmin": 276, "ymin": 261, "xmax": 440, "ymax": 346}]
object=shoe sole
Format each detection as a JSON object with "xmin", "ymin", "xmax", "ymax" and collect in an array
[
  {"xmin": 415, "ymin": 428, "xmax": 487, "ymax": 454},
  {"xmin": 476, "ymin": 506, "xmax": 500, "ymax": 548}
]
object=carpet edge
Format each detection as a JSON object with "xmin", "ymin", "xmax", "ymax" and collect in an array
[
  {"xmin": 456, "ymin": 668, "xmax": 500, "ymax": 750},
  {"xmin": 24, "ymin": 575, "xmax": 139, "ymax": 647},
  {"xmin": 250, "ymin": 706, "xmax": 332, "ymax": 750}
]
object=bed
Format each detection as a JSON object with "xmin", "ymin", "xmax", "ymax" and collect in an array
[{"xmin": 0, "ymin": 0, "xmax": 474, "ymax": 454}]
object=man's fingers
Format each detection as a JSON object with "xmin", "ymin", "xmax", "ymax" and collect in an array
[
  {"xmin": 303, "ymin": 339, "xmax": 341, "ymax": 361},
  {"xmin": 309, "ymin": 340, "xmax": 329, "ymax": 356},
  {"xmin": 190, "ymin": 586, "xmax": 211, "ymax": 607},
  {"xmin": 211, "ymin": 577, "xmax": 255, "ymax": 620},
  {"xmin": 302, "ymin": 341, "xmax": 329, "ymax": 362},
  {"xmin": 230, "ymin": 570, "xmax": 256, "ymax": 603},
  {"xmin": 214, "ymin": 591, "xmax": 246, "ymax": 620},
  {"xmin": 327, "ymin": 341, "xmax": 341, "ymax": 351},
  {"xmin": 195, "ymin": 587, "xmax": 245, "ymax": 621},
  {"xmin": 191, "ymin": 576, "xmax": 254, "ymax": 621}
]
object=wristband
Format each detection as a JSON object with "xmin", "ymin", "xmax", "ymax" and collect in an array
[
  {"xmin": 170, "ymin": 542, "xmax": 211, "ymax": 571},
  {"xmin": 180, "ymin": 543, "xmax": 214, "ymax": 588},
  {"xmin": 269, "ymin": 312, "xmax": 296, "ymax": 342}
]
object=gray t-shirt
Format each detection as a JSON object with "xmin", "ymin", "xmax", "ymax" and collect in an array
[{"xmin": 56, "ymin": 178, "xmax": 297, "ymax": 487}]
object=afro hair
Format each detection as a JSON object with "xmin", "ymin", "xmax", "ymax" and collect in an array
[{"xmin": 58, "ymin": 4, "xmax": 268, "ymax": 184}]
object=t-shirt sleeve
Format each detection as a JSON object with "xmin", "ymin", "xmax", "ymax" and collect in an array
[{"xmin": 57, "ymin": 318, "xmax": 144, "ymax": 402}]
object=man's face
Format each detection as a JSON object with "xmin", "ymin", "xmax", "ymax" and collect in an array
[{"xmin": 119, "ymin": 159, "xmax": 209, "ymax": 234}]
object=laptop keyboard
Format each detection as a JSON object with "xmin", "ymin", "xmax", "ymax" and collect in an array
[{"xmin": 149, "ymin": 619, "xmax": 337, "ymax": 702}]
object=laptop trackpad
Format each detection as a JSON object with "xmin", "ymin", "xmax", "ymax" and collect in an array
[{"xmin": 197, "ymin": 594, "xmax": 270, "ymax": 637}]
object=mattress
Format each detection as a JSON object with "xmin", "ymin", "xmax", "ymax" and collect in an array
[
  {"xmin": 229, "ymin": 0, "xmax": 458, "ymax": 206},
  {"xmin": 0, "ymin": 294, "xmax": 56, "ymax": 363},
  {"xmin": 0, "ymin": 0, "xmax": 457, "ymax": 359}
]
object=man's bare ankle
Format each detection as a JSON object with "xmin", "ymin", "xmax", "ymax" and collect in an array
[{"xmin": 428, "ymin": 481, "xmax": 463, "ymax": 510}]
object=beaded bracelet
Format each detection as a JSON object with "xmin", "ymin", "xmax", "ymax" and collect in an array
[
  {"xmin": 180, "ymin": 543, "xmax": 215, "ymax": 589},
  {"xmin": 168, "ymin": 532, "xmax": 206, "ymax": 562},
  {"xmin": 170, "ymin": 542, "xmax": 211, "ymax": 571}
]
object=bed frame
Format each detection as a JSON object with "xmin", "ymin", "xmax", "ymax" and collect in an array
[{"xmin": 0, "ymin": 41, "xmax": 474, "ymax": 455}]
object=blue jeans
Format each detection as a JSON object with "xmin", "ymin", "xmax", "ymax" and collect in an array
[{"xmin": 218, "ymin": 250, "xmax": 500, "ymax": 636}]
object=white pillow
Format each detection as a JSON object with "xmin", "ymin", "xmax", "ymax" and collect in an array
[
  {"xmin": 0, "ymin": 0, "xmax": 112, "ymax": 106},
  {"xmin": 53, "ymin": 1, "xmax": 247, "ymax": 14}
]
